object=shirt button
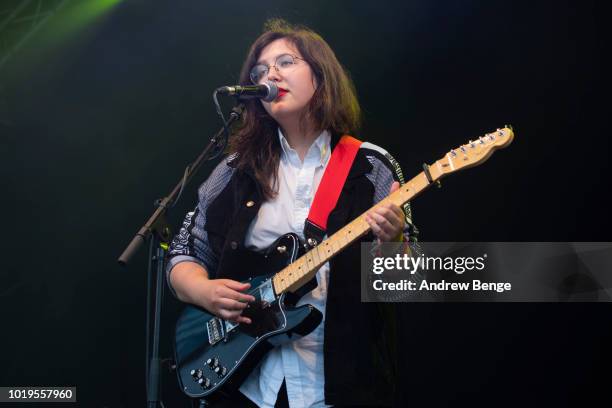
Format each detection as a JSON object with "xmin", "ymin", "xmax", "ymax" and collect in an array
[
  {"xmin": 246, "ymin": 200, "xmax": 255, "ymax": 207},
  {"xmin": 230, "ymin": 241, "xmax": 238, "ymax": 250}
]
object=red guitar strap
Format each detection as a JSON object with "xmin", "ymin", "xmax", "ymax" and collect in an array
[{"xmin": 304, "ymin": 135, "xmax": 362, "ymax": 247}]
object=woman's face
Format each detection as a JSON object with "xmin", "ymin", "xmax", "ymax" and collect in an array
[{"xmin": 255, "ymin": 38, "xmax": 318, "ymax": 126}]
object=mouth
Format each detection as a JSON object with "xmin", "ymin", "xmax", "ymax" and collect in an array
[{"xmin": 276, "ymin": 87, "xmax": 289, "ymax": 99}]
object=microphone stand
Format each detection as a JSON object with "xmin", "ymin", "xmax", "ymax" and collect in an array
[{"xmin": 118, "ymin": 104, "xmax": 244, "ymax": 408}]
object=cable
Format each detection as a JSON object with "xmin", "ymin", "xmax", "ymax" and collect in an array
[{"xmin": 213, "ymin": 89, "xmax": 231, "ymax": 143}]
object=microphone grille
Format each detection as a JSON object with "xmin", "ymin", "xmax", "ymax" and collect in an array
[{"xmin": 262, "ymin": 81, "xmax": 279, "ymax": 102}]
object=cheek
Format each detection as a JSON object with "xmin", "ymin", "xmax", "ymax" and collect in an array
[{"xmin": 294, "ymin": 80, "xmax": 317, "ymax": 103}]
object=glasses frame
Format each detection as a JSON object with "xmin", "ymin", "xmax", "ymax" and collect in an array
[{"xmin": 249, "ymin": 54, "xmax": 306, "ymax": 84}]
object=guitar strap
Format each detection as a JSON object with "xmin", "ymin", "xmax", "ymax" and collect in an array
[{"xmin": 303, "ymin": 135, "xmax": 362, "ymax": 248}]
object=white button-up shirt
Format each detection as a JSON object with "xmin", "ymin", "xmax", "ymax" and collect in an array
[{"xmin": 239, "ymin": 129, "xmax": 332, "ymax": 408}]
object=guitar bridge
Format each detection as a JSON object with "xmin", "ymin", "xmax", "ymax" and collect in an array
[{"xmin": 206, "ymin": 317, "xmax": 225, "ymax": 346}]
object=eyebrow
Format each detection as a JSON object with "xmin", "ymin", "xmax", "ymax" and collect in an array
[{"xmin": 255, "ymin": 52, "xmax": 293, "ymax": 65}]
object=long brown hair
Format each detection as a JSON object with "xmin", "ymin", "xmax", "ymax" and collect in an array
[{"xmin": 228, "ymin": 18, "xmax": 361, "ymax": 199}]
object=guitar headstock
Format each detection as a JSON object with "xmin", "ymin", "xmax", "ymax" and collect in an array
[{"xmin": 430, "ymin": 126, "xmax": 515, "ymax": 179}]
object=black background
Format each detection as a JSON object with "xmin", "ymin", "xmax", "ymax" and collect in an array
[{"xmin": 1, "ymin": 0, "xmax": 609, "ymax": 406}]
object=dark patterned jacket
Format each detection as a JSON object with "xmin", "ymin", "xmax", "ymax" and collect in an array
[{"xmin": 166, "ymin": 134, "xmax": 418, "ymax": 406}]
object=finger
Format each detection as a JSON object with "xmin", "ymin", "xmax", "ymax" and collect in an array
[
  {"xmin": 236, "ymin": 316, "xmax": 252, "ymax": 324},
  {"xmin": 375, "ymin": 203, "xmax": 404, "ymax": 222},
  {"xmin": 366, "ymin": 213, "xmax": 384, "ymax": 237},
  {"xmin": 218, "ymin": 286, "xmax": 256, "ymax": 303},
  {"xmin": 370, "ymin": 211, "xmax": 397, "ymax": 234},
  {"xmin": 371, "ymin": 212, "xmax": 403, "ymax": 242},
  {"xmin": 219, "ymin": 309, "xmax": 244, "ymax": 322},
  {"xmin": 368, "ymin": 212, "xmax": 396, "ymax": 237},
  {"xmin": 223, "ymin": 279, "xmax": 252, "ymax": 292},
  {"xmin": 219, "ymin": 309, "xmax": 252, "ymax": 325},
  {"xmin": 374, "ymin": 205, "xmax": 404, "ymax": 232},
  {"xmin": 387, "ymin": 202, "xmax": 405, "ymax": 219},
  {"xmin": 217, "ymin": 297, "xmax": 249, "ymax": 311},
  {"xmin": 389, "ymin": 181, "xmax": 400, "ymax": 194},
  {"xmin": 220, "ymin": 281, "xmax": 256, "ymax": 302}
]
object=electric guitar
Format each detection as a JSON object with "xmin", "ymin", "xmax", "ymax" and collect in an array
[{"xmin": 174, "ymin": 126, "xmax": 515, "ymax": 398}]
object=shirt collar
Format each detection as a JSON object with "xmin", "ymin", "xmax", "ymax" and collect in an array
[{"xmin": 278, "ymin": 128, "xmax": 331, "ymax": 167}]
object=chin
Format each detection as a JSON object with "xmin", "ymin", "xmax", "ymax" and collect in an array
[{"xmin": 269, "ymin": 105, "xmax": 302, "ymax": 120}]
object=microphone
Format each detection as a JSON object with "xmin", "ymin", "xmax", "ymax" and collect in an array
[{"xmin": 216, "ymin": 81, "xmax": 278, "ymax": 102}]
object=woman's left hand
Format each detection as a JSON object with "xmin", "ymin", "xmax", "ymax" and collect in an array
[{"xmin": 365, "ymin": 181, "xmax": 405, "ymax": 242}]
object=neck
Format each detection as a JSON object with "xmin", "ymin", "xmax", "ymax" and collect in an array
[{"xmin": 279, "ymin": 119, "xmax": 320, "ymax": 161}]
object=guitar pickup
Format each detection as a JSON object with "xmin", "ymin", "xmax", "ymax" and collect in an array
[{"xmin": 206, "ymin": 317, "xmax": 225, "ymax": 345}]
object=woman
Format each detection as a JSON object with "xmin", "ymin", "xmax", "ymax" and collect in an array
[{"xmin": 167, "ymin": 19, "xmax": 418, "ymax": 408}]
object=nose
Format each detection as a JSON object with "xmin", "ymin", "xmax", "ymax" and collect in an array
[{"xmin": 266, "ymin": 66, "xmax": 282, "ymax": 82}]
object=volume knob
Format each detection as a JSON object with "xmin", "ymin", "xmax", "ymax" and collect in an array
[
  {"xmin": 190, "ymin": 369, "xmax": 203, "ymax": 379},
  {"xmin": 198, "ymin": 377, "xmax": 211, "ymax": 389},
  {"xmin": 207, "ymin": 357, "xmax": 219, "ymax": 368},
  {"xmin": 214, "ymin": 366, "xmax": 227, "ymax": 378}
]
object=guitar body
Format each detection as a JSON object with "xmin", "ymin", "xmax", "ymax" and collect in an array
[{"xmin": 174, "ymin": 233, "xmax": 323, "ymax": 398}]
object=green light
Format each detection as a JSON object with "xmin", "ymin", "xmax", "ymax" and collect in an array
[
  {"xmin": 4, "ymin": 0, "xmax": 123, "ymax": 80},
  {"xmin": 49, "ymin": 0, "xmax": 122, "ymax": 40}
]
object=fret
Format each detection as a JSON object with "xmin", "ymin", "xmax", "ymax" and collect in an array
[
  {"xmin": 322, "ymin": 240, "xmax": 333, "ymax": 260},
  {"xmin": 355, "ymin": 217, "xmax": 367, "ymax": 235},
  {"xmin": 315, "ymin": 245, "xmax": 326, "ymax": 265},
  {"xmin": 295, "ymin": 259, "xmax": 304, "ymax": 278},
  {"xmin": 331, "ymin": 237, "xmax": 341, "ymax": 253},
  {"xmin": 283, "ymin": 265, "xmax": 295, "ymax": 288},
  {"xmin": 309, "ymin": 245, "xmax": 318, "ymax": 266},
  {"xmin": 305, "ymin": 252, "xmax": 313, "ymax": 269},
  {"xmin": 335, "ymin": 231, "xmax": 345, "ymax": 247},
  {"xmin": 274, "ymin": 276, "xmax": 283, "ymax": 294},
  {"xmin": 343, "ymin": 227, "xmax": 352, "ymax": 245},
  {"xmin": 311, "ymin": 245, "xmax": 320, "ymax": 266},
  {"xmin": 287, "ymin": 263, "xmax": 297, "ymax": 288},
  {"xmin": 297, "ymin": 258, "xmax": 309, "ymax": 282}
]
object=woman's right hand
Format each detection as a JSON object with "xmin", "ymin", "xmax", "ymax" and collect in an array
[{"xmin": 195, "ymin": 279, "xmax": 256, "ymax": 324}]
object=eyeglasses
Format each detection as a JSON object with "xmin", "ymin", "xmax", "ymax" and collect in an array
[{"xmin": 249, "ymin": 54, "xmax": 306, "ymax": 84}]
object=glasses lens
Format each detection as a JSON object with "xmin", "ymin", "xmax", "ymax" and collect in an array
[
  {"xmin": 250, "ymin": 64, "xmax": 268, "ymax": 84},
  {"xmin": 276, "ymin": 54, "xmax": 295, "ymax": 70}
]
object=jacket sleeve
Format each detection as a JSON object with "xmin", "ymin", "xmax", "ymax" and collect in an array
[
  {"xmin": 363, "ymin": 143, "xmax": 425, "ymax": 306},
  {"xmin": 361, "ymin": 142, "xmax": 420, "ymax": 243},
  {"xmin": 165, "ymin": 158, "xmax": 235, "ymax": 297}
]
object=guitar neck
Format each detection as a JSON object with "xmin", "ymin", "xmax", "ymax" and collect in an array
[
  {"xmin": 271, "ymin": 125, "xmax": 514, "ymax": 295},
  {"xmin": 272, "ymin": 170, "xmax": 434, "ymax": 295}
]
